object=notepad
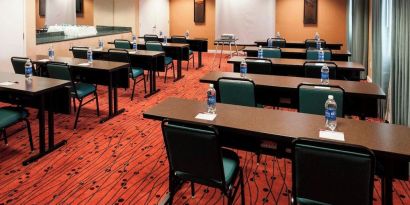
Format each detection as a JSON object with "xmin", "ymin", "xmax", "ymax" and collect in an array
[
  {"xmin": 195, "ymin": 113, "xmax": 217, "ymax": 121},
  {"xmin": 314, "ymin": 86, "xmax": 331, "ymax": 90},
  {"xmin": 319, "ymin": 130, "xmax": 345, "ymax": 141},
  {"xmin": 314, "ymin": 63, "xmax": 326, "ymax": 66},
  {"xmin": 128, "ymin": 51, "xmax": 137, "ymax": 54},
  {"xmin": 77, "ymin": 63, "xmax": 91, "ymax": 66},
  {"xmin": 38, "ymin": 59, "xmax": 50, "ymax": 62},
  {"xmin": 0, "ymin": 81, "xmax": 17, "ymax": 86},
  {"xmin": 93, "ymin": 48, "xmax": 103, "ymax": 51}
]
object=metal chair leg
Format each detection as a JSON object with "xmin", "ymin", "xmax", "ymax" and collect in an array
[
  {"xmin": 94, "ymin": 92, "xmax": 100, "ymax": 116},
  {"xmin": 191, "ymin": 182, "xmax": 195, "ymax": 198},
  {"xmin": 240, "ymin": 169, "xmax": 245, "ymax": 205},
  {"xmin": 164, "ymin": 65, "xmax": 169, "ymax": 83},
  {"xmin": 72, "ymin": 97, "xmax": 77, "ymax": 113},
  {"xmin": 2, "ymin": 129, "xmax": 7, "ymax": 146},
  {"xmin": 143, "ymin": 75, "xmax": 147, "ymax": 94},
  {"xmin": 74, "ymin": 99, "xmax": 83, "ymax": 130},
  {"xmin": 131, "ymin": 78, "xmax": 137, "ymax": 101},
  {"xmin": 24, "ymin": 119, "xmax": 34, "ymax": 151},
  {"xmin": 172, "ymin": 62, "xmax": 176, "ymax": 80}
]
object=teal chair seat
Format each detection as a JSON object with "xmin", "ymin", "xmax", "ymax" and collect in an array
[
  {"xmin": 306, "ymin": 49, "xmax": 332, "ymax": 60},
  {"xmin": 73, "ymin": 82, "xmax": 96, "ymax": 99},
  {"xmin": 131, "ymin": 67, "xmax": 144, "ymax": 78},
  {"xmin": 262, "ymin": 48, "xmax": 281, "ymax": 58},
  {"xmin": 0, "ymin": 108, "xmax": 28, "ymax": 129},
  {"xmin": 165, "ymin": 57, "xmax": 173, "ymax": 65}
]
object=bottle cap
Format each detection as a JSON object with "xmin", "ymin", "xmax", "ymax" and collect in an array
[
  {"xmin": 328, "ymin": 95, "xmax": 334, "ymax": 100},
  {"xmin": 209, "ymin": 84, "xmax": 214, "ymax": 88},
  {"xmin": 320, "ymin": 48, "xmax": 323, "ymax": 51}
]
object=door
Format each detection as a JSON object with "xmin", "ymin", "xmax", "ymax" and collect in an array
[{"xmin": 0, "ymin": 0, "xmax": 25, "ymax": 73}]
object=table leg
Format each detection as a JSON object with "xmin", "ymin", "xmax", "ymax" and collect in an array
[
  {"xmin": 219, "ymin": 43, "xmax": 225, "ymax": 68},
  {"xmin": 382, "ymin": 175, "xmax": 393, "ymax": 205},
  {"xmin": 197, "ymin": 51, "xmax": 203, "ymax": 69},
  {"xmin": 100, "ymin": 74, "xmax": 125, "ymax": 123},
  {"xmin": 145, "ymin": 69, "xmax": 160, "ymax": 98},
  {"xmin": 100, "ymin": 74, "xmax": 114, "ymax": 123},
  {"xmin": 174, "ymin": 50, "xmax": 185, "ymax": 82}
]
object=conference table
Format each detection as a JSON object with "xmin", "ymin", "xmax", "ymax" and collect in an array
[
  {"xmin": 254, "ymin": 40, "xmax": 344, "ymax": 50},
  {"xmin": 31, "ymin": 55, "xmax": 129, "ymax": 123},
  {"xmin": 199, "ymin": 71, "xmax": 386, "ymax": 119},
  {"xmin": 228, "ymin": 56, "xmax": 365, "ymax": 81},
  {"xmin": 0, "ymin": 72, "xmax": 71, "ymax": 165},
  {"xmin": 143, "ymin": 97, "xmax": 410, "ymax": 205},
  {"xmin": 243, "ymin": 46, "xmax": 351, "ymax": 61}
]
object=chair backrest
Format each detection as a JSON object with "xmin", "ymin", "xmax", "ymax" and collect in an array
[
  {"xmin": 298, "ymin": 83, "xmax": 344, "ymax": 117},
  {"xmin": 262, "ymin": 48, "xmax": 281, "ymax": 58},
  {"xmin": 292, "ymin": 138, "xmax": 375, "ymax": 205},
  {"xmin": 306, "ymin": 48, "xmax": 332, "ymax": 61},
  {"xmin": 267, "ymin": 38, "xmax": 286, "ymax": 48},
  {"xmin": 245, "ymin": 57, "xmax": 273, "ymax": 75},
  {"xmin": 145, "ymin": 41, "xmax": 164, "ymax": 51},
  {"xmin": 107, "ymin": 49, "xmax": 130, "ymax": 63},
  {"xmin": 144, "ymin": 34, "xmax": 160, "ymax": 42},
  {"xmin": 305, "ymin": 39, "xmax": 327, "ymax": 49},
  {"xmin": 218, "ymin": 77, "xmax": 256, "ymax": 107},
  {"xmin": 114, "ymin": 39, "xmax": 132, "ymax": 49},
  {"xmin": 303, "ymin": 61, "xmax": 337, "ymax": 79},
  {"xmin": 161, "ymin": 119, "xmax": 227, "ymax": 188},
  {"xmin": 171, "ymin": 35, "xmax": 187, "ymax": 43},
  {"xmin": 46, "ymin": 62, "xmax": 71, "ymax": 81},
  {"xmin": 11, "ymin": 57, "xmax": 30, "ymax": 75},
  {"xmin": 71, "ymin": 46, "xmax": 89, "ymax": 59}
]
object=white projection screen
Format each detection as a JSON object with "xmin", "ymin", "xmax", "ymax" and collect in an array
[
  {"xmin": 216, "ymin": 0, "xmax": 276, "ymax": 45},
  {"xmin": 45, "ymin": 0, "xmax": 76, "ymax": 26}
]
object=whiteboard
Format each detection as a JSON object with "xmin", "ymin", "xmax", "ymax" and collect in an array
[{"xmin": 215, "ymin": 0, "xmax": 276, "ymax": 45}]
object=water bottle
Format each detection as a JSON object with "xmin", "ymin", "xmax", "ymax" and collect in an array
[
  {"xmin": 240, "ymin": 60, "xmax": 247, "ymax": 77},
  {"xmin": 321, "ymin": 64, "xmax": 330, "ymax": 84},
  {"xmin": 185, "ymin": 30, "xmax": 190, "ymax": 38},
  {"xmin": 325, "ymin": 95, "xmax": 337, "ymax": 131},
  {"xmin": 276, "ymin": 32, "xmax": 281, "ymax": 38},
  {"xmin": 316, "ymin": 40, "xmax": 321, "ymax": 49},
  {"xmin": 24, "ymin": 60, "xmax": 33, "ymax": 80},
  {"xmin": 132, "ymin": 40, "xmax": 138, "ymax": 51},
  {"xmin": 207, "ymin": 84, "xmax": 216, "ymax": 114},
  {"xmin": 318, "ymin": 48, "xmax": 324, "ymax": 61},
  {"xmin": 159, "ymin": 30, "xmax": 163, "ymax": 37},
  {"xmin": 132, "ymin": 34, "xmax": 137, "ymax": 42},
  {"xmin": 258, "ymin": 46, "xmax": 263, "ymax": 58},
  {"xmin": 98, "ymin": 38, "xmax": 104, "ymax": 49},
  {"xmin": 163, "ymin": 36, "xmax": 168, "ymax": 45},
  {"xmin": 48, "ymin": 45, "xmax": 55, "ymax": 60},
  {"xmin": 314, "ymin": 32, "xmax": 320, "ymax": 40},
  {"xmin": 267, "ymin": 38, "xmax": 273, "ymax": 48},
  {"xmin": 87, "ymin": 47, "xmax": 93, "ymax": 63}
]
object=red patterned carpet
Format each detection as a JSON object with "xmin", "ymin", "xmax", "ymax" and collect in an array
[{"xmin": 0, "ymin": 53, "xmax": 409, "ymax": 205}]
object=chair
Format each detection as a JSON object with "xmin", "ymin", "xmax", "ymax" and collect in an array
[
  {"xmin": 171, "ymin": 35, "xmax": 195, "ymax": 70},
  {"xmin": 71, "ymin": 46, "xmax": 89, "ymax": 59},
  {"xmin": 303, "ymin": 61, "xmax": 337, "ymax": 79},
  {"xmin": 218, "ymin": 77, "xmax": 256, "ymax": 107},
  {"xmin": 245, "ymin": 57, "xmax": 273, "ymax": 75},
  {"xmin": 305, "ymin": 39, "xmax": 327, "ymax": 49},
  {"xmin": 107, "ymin": 49, "xmax": 146, "ymax": 101},
  {"xmin": 267, "ymin": 38, "xmax": 286, "ymax": 48},
  {"xmin": 262, "ymin": 48, "xmax": 281, "ymax": 58},
  {"xmin": 46, "ymin": 62, "xmax": 100, "ymax": 129},
  {"xmin": 292, "ymin": 138, "xmax": 375, "ymax": 205},
  {"xmin": 306, "ymin": 48, "xmax": 332, "ymax": 61},
  {"xmin": 114, "ymin": 39, "xmax": 132, "ymax": 49},
  {"xmin": 143, "ymin": 34, "xmax": 160, "ymax": 42},
  {"xmin": 0, "ymin": 107, "xmax": 34, "ymax": 152},
  {"xmin": 297, "ymin": 83, "xmax": 344, "ymax": 117},
  {"xmin": 11, "ymin": 57, "xmax": 33, "ymax": 75},
  {"xmin": 145, "ymin": 41, "xmax": 175, "ymax": 83},
  {"xmin": 161, "ymin": 119, "xmax": 245, "ymax": 205}
]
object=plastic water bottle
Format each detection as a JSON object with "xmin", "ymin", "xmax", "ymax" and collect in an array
[
  {"xmin": 159, "ymin": 31, "xmax": 163, "ymax": 37},
  {"xmin": 163, "ymin": 36, "xmax": 168, "ymax": 45},
  {"xmin": 267, "ymin": 38, "xmax": 273, "ymax": 48},
  {"xmin": 318, "ymin": 48, "xmax": 325, "ymax": 61},
  {"xmin": 258, "ymin": 46, "xmax": 263, "ymax": 58},
  {"xmin": 316, "ymin": 40, "xmax": 321, "ymax": 49},
  {"xmin": 24, "ymin": 60, "xmax": 33, "ymax": 80},
  {"xmin": 132, "ymin": 34, "xmax": 137, "ymax": 42},
  {"xmin": 48, "ymin": 45, "xmax": 55, "ymax": 60},
  {"xmin": 98, "ymin": 38, "xmax": 104, "ymax": 49},
  {"xmin": 325, "ymin": 95, "xmax": 337, "ymax": 131},
  {"xmin": 87, "ymin": 47, "xmax": 93, "ymax": 63},
  {"xmin": 321, "ymin": 64, "xmax": 330, "ymax": 84},
  {"xmin": 132, "ymin": 40, "xmax": 138, "ymax": 51},
  {"xmin": 276, "ymin": 32, "xmax": 281, "ymax": 38},
  {"xmin": 314, "ymin": 32, "xmax": 320, "ymax": 40},
  {"xmin": 185, "ymin": 30, "xmax": 190, "ymax": 38},
  {"xmin": 207, "ymin": 84, "xmax": 216, "ymax": 114},
  {"xmin": 240, "ymin": 60, "xmax": 247, "ymax": 77}
]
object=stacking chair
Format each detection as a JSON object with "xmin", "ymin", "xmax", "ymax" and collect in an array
[
  {"xmin": 71, "ymin": 46, "xmax": 89, "ymax": 59},
  {"xmin": 218, "ymin": 77, "xmax": 256, "ymax": 107},
  {"xmin": 267, "ymin": 37, "xmax": 286, "ymax": 48},
  {"xmin": 245, "ymin": 57, "xmax": 273, "ymax": 75},
  {"xmin": 145, "ymin": 41, "xmax": 175, "ymax": 83},
  {"xmin": 306, "ymin": 48, "xmax": 332, "ymax": 61},
  {"xmin": 114, "ymin": 39, "xmax": 132, "ymax": 49},
  {"xmin": 171, "ymin": 35, "xmax": 195, "ymax": 70},
  {"xmin": 108, "ymin": 49, "xmax": 146, "ymax": 101},
  {"xmin": 297, "ymin": 83, "xmax": 344, "ymax": 117},
  {"xmin": 305, "ymin": 39, "xmax": 327, "ymax": 49},
  {"xmin": 46, "ymin": 62, "xmax": 99, "ymax": 129},
  {"xmin": 292, "ymin": 138, "xmax": 375, "ymax": 205},
  {"xmin": 262, "ymin": 48, "xmax": 281, "ymax": 58},
  {"xmin": 161, "ymin": 119, "xmax": 245, "ymax": 205},
  {"xmin": 0, "ymin": 107, "xmax": 34, "ymax": 152},
  {"xmin": 143, "ymin": 34, "xmax": 160, "ymax": 42},
  {"xmin": 303, "ymin": 61, "xmax": 337, "ymax": 79},
  {"xmin": 11, "ymin": 57, "xmax": 34, "ymax": 75}
]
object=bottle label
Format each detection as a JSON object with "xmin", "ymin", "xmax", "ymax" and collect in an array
[
  {"xmin": 240, "ymin": 66, "xmax": 247, "ymax": 75},
  {"xmin": 321, "ymin": 72, "xmax": 329, "ymax": 80},
  {"xmin": 25, "ymin": 66, "xmax": 32, "ymax": 75},
  {"xmin": 48, "ymin": 50, "xmax": 53, "ymax": 57},
  {"xmin": 268, "ymin": 40, "xmax": 272, "ymax": 48},
  {"xmin": 258, "ymin": 51, "xmax": 263, "ymax": 58},
  {"xmin": 325, "ymin": 108, "xmax": 337, "ymax": 121},
  {"xmin": 207, "ymin": 95, "xmax": 216, "ymax": 106},
  {"xmin": 87, "ymin": 52, "xmax": 93, "ymax": 62},
  {"xmin": 133, "ymin": 43, "xmax": 137, "ymax": 50}
]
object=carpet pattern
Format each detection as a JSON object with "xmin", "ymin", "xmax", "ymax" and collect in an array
[{"xmin": 0, "ymin": 53, "xmax": 409, "ymax": 205}]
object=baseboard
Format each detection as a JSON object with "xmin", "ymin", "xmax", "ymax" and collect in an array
[{"xmin": 367, "ymin": 76, "xmax": 372, "ymax": 82}]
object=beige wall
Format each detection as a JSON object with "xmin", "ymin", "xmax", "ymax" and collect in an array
[
  {"xmin": 94, "ymin": 0, "xmax": 139, "ymax": 33},
  {"xmin": 169, "ymin": 0, "xmax": 215, "ymax": 49},
  {"xmin": 276, "ymin": 0, "xmax": 347, "ymax": 50}
]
